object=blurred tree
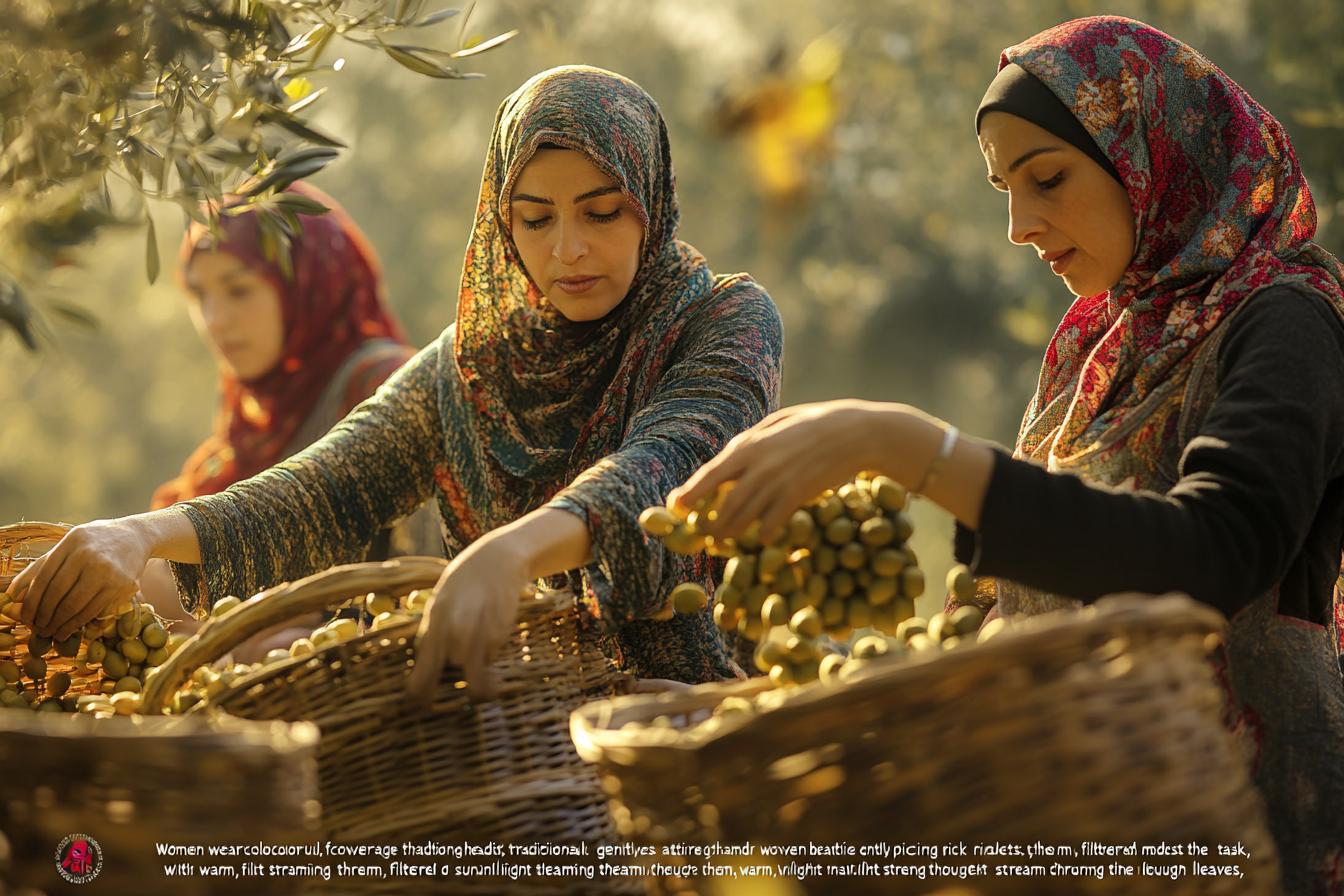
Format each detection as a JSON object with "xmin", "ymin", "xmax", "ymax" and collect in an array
[{"xmin": 0, "ymin": 0, "xmax": 513, "ymax": 348}]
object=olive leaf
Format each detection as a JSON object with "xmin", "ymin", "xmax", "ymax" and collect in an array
[{"xmin": 145, "ymin": 214, "xmax": 160, "ymax": 285}]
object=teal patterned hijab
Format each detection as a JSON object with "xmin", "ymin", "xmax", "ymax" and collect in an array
[{"xmin": 441, "ymin": 66, "xmax": 715, "ymax": 537}]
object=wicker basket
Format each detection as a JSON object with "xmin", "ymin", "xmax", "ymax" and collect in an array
[
  {"xmin": 0, "ymin": 707, "xmax": 319, "ymax": 894},
  {"xmin": 142, "ymin": 558, "xmax": 641, "ymax": 895},
  {"xmin": 572, "ymin": 594, "xmax": 1281, "ymax": 895}
]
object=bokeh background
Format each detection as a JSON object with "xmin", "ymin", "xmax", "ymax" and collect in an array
[{"xmin": 3, "ymin": 0, "xmax": 1342, "ymax": 609}]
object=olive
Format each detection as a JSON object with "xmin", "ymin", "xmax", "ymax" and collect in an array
[
  {"xmin": 825, "ymin": 517, "xmax": 856, "ymax": 546},
  {"xmin": 906, "ymin": 633, "xmax": 936, "ymax": 653},
  {"xmin": 110, "ymin": 691, "xmax": 139, "ymax": 715},
  {"xmin": 662, "ymin": 526, "xmax": 707, "ymax": 556},
  {"xmin": 737, "ymin": 520, "xmax": 763, "ymax": 552},
  {"xmin": 830, "ymin": 570, "xmax": 855, "ymax": 599},
  {"xmin": 757, "ymin": 546, "xmax": 787, "ymax": 582},
  {"xmin": 846, "ymin": 599, "xmax": 871, "ymax": 631},
  {"xmin": 859, "ymin": 517, "xmax": 896, "ymax": 548},
  {"xmin": 772, "ymin": 564, "xmax": 801, "ymax": 595},
  {"xmin": 755, "ymin": 640, "xmax": 786, "ymax": 673},
  {"xmin": 819, "ymin": 653, "xmax": 847, "ymax": 685},
  {"xmin": 762, "ymin": 594, "xmax": 790, "ymax": 627},
  {"xmin": 805, "ymin": 574, "xmax": 829, "ymax": 606},
  {"xmin": 787, "ymin": 510, "xmax": 815, "ymax": 547},
  {"xmin": 769, "ymin": 664, "xmax": 793, "ymax": 688},
  {"xmin": 900, "ymin": 566, "xmax": 925, "ymax": 599},
  {"xmin": 793, "ymin": 658, "xmax": 820, "ymax": 684},
  {"xmin": 737, "ymin": 614, "xmax": 764, "ymax": 641},
  {"xmin": 838, "ymin": 542, "xmax": 867, "ymax": 571},
  {"xmin": 785, "ymin": 635, "xmax": 818, "ymax": 663},
  {"xmin": 946, "ymin": 564, "xmax": 976, "ymax": 603},
  {"xmin": 978, "ymin": 618, "xmax": 1009, "ymax": 644},
  {"xmin": 37, "ymin": 698, "xmax": 64, "ymax": 713},
  {"xmin": 896, "ymin": 617, "xmax": 928, "ymax": 644},
  {"xmin": 855, "ymin": 569, "xmax": 873, "ymax": 589},
  {"xmin": 172, "ymin": 691, "xmax": 203, "ymax": 715},
  {"xmin": 264, "ymin": 648, "xmax": 291, "ymax": 665},
  {"xmin": 787, "ymin": 590, "xmax": 811, "ymax": 614},
  {"xmin": 101, "ymin": 650, "xmax": 129, "ymax": 680},
  {"xmin": 671, "ymin": 583, "xmax": 709, "ymax": 615},
  {"xmin": 639, "ymin": 506, "xmax": 680, "ymax": 537},
  {"xmin": 56, "ymin": 632, "xmax": 82, "ymax": 658},
  {"xmin": 290, "ymin": 638, "xmax": 315, "ymax": 658},
  {"xmin": 743, "ymin": 584, "xmax": 769, "ymax": 615},
  {"xmin": 713, "ymin": 603, "xmax": 744, "ymax": 631},
  {"xmin": 813, "ymin": 495, "xmax": 845, "ymax": 526},
  {"xmin": 725, "ymin": 555, "xmax": 757, "ymax": 592},
  {"xmin": 0, "ymin": 632, "xmax": 15, "ymax": 651},
  {"xmin": 0, "ymin": 661, "xmax": 19, "ymax": 683},
  {"xmin": 145, "ymin": 647, "xmax": 169, "ymax": 666},
  {"xmin": 820, "ymin": 598, "xmax": 847, "ymax": 628},
  {"xmin": 210, "ymin": 596, "xmax": 241, "ymax": 619},
  {"xmin": 872, "ymin": 476, "xmax": 907, "ymax": 512},
  {"xmin": 813, "ymin": 545, "xmax": 838, "ymax": 575},
  {"xmin": 788, "ymin": 549, "xmax": 814, "ymax": 578},
  {"xmin": 950, "ymin": 604, "xmax": 985, "ymax": 635},
  {"xmin": 21, "ymin": 656, "xmax": 46, "ymax": 681},
  {"xmin": 47, "ymin": 672, "xmax": 72, "ymax": 697},
  {"xmin": 927, "ymin": 613, "xmax": 951, "ymax": 642},
  {"xmin": 119, "ymin": 638, "xmax": 148, "ymax": 664},
  {"xmin": 867, "ymin": 576, "xmax": 898, "ymax": 607},
  {"xmin": 790, "ymin": 606, "xmax": 824, "ymax": 639},
  {"xmin": 870, "ymin": 602, "xmax": 899, "ymax": 636},
  {"xmin": 852, "ymin": 636, "xmax": 889, "ymax": 660},
  {"xmin": 117, "ymin": 609, "xmax": 143, "ymax": 639},
  {"xmin": 716, "ymin": 582, "xmax": 744, "ymax": 612},
  {"xmin": 28, "ymin": 634, "xmax": 52, "ymax": 657},
  {"xmin": 870, "ymin": 547, "xmax": 907, "ymax": 578},
  {"xmin": 366, "ymin": 593, "xmax": 398, "ymax": 617},
  {"xmin": 114, "ymin": 676, "xmax": 142, "ymax": 694}
]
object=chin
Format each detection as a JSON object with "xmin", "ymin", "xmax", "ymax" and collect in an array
[{"xmin": 547, "ymin": 294, "xmax": 625, "ymax": 323}]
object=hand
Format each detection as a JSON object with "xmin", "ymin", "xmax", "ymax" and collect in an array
[
  {"xmin": 670, "ymin": 401, "xmax": 894, "ymax": 543},
  {"xmin": 7, "ymin": 520, "xmax": 154, "ymax": 641},
  {"xmin": 405, "ymin": 533, "xmax": 530, "ymax": 706}
]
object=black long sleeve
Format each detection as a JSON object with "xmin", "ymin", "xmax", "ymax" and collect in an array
[{"xmin": 957, "ymin": 284, "xmax": 1344, "ymax": 624}]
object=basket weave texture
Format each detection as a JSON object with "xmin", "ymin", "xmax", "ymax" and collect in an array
[
  {"xmin": 572, "ymin": 594, "xmax": 1282, "ymax": 895},
  {"xmin": 145, "ymin": 558, "xmax": 640, "ymax": 895}
]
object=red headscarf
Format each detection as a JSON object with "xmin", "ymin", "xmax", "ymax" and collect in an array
[{"xmin": 151, "ymin": 183, "xmax": 412, "ymax": 509}]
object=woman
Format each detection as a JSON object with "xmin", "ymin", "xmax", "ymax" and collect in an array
[
  {"xmin": 141, "ymin": 185, "xmax": 439, "ymax": 655},
  {"xmin": 672, "ymin": 17, "xmax": 1343, "ymax": 893},
  {"xmin": 11, "ymin": 66, "xmax": 783, "ymax": 696}
]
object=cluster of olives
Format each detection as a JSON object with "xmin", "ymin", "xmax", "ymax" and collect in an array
[
  {"xmin": 168, "ymin": 589, "xmax": 431, "ymax": 715},
  {"xmin": 641, "ymin": 474, "xmax": 926, "ymax": 684},
  {"xmin": 0, "ymin": 597, "xmax": 190, "ymax": 717}
]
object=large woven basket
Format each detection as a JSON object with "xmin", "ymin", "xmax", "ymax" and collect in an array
[
  {"xmin": 142, "ymin": 558, "xmax": 640, "ymax": 895},
  {"xmin": 572, "ymin": 594, "xmax": 1281, "ymax": 895},
  {"xmin": 0, "ymin": 708, "xmax": 319, "ymax": 895}
]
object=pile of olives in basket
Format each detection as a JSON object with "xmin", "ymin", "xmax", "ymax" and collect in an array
[{"xmin": 0, "ymin": 597, "xmax": 189, "ymax": 717}]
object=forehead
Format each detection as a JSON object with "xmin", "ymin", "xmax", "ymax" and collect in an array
[
  {"xmin": 979, "ymin": 111, "xmax": 1070, "ymax": 169},
  {"xmin": 512, "ymin": 148, "xmax": 617, "ymax": 193},
  {"xmin": 187, "ymin": 249, "xmax": 252, "ymax": 282}
]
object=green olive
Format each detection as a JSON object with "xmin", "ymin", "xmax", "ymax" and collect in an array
[
  {"xmin": 0, "ymin": 632, "xmax": 14, "ymax": 651},
  {"xmin": 662, "ymin": 526, "xmax": 707, "ymax": 556},
  {"xmin": 855, "ymin": 569, "xmax": 873, "ymax": 589},
  {"xmin": 639, "ymin": 506, "xmax": 680, "ymax": 537},
  {"xmin": 867, "ymin": 576, "xmax": 898, "ymax": 607},
  {"xmin": 172, "ymin": 690, "xmax": 203, "ymax": 715},
  {"xmin": 859, "ymin": 516, "xmax": 896, "ymax": 547},
  {"xmin": 114, "ymin": 675, "xmax": 142, "ymax": 694},
  {"xmin": 290, "ymin": 638, "xmax": 315, "ymax": 658},
  {"xmin": 870, "ymin": 602, "xmax": 899, "ymax": 636},
  {"xmin": 22, "ymin": 656, "xmax": 46, "ymax": 681},
  {"xmin": 793, "ymin": 657, "xmax": 821, "ymax": 684},
  {"xmin": 870, "ymin": 547, "xmax": 907, "ymax": 578},
  {"xmin": 145, "ymin": 647, "xmax": 169, "ymax": 666},
  {"xmin": 805, "ymin": 574, "xmax": 829, "ymax": 606},
  {"xmin": 892, "ymin": 596, "xmax": 916, "ymax": 627},
  {"xmin": 788, "ymin": 549, "xmax": 814, "ymax": 578},
  {"xmin": 893, "ymin": 512, "xmax": 915, "ymax": 543},
  {"xmin": 950, "ymin": 604, "xmax": 985, "ymax": 635},
  {"xmin": 762, "ymin": 594, "xmax": 790, "ymax": 627},
  {"xmin": 900, "ymin": 566, "xmax": 925, "ymax": 599},
  {"xmin": 55, "ymin": 633, "xmax": 82, "ymax": 658},
  {"xmin": 0, "ymin": 660, "xmax": 19, "ymax": 683},
  {"xmin": 906, "ymin": 633, "xmax": 936, "ymax": 653},
  {"xmin": 785, "ymin": 635, "xmax": 818, "ymax": 663},
  {"xmin": 790, "ymin": 606, "xmax": 824, "ymax": 639},
  {"xmin": 101, "ymin": 650, "xmax": 129, "ymax": 680},
  {"xmin": 927, "ymin": 613, "xmax": 951, "ymax": 642},
  {"xmin": 772, "ymin": 563, "xmax": 801, "ymax": 594},
  {"xmin": 37, "ymin": 698, "xmax": 64, "ymax": 713},
  {"xmin": 138, "ymin": 622, "xmax": 166, "ymax": 651},
  {"xmin": 787, "ymin": 510, "xmax": 815, "ymax": 547},
  {"xmin": 896, "ymin": 617, "xmax": 928, "ymax": 644},
  {"xmin": 819, "ymin": 653, "xmax": 847, "ymax": 685},
  {"xmin": 844, "ymin": 499, "xmax": 878, "ymax": 523},
  {"xmin": 852, "ymin": 635, "xmax": 889, "ymax": 660},
  {"xmin": 820, "ymin": 598, "xmax": 847, "ymax": 628},
  {"xmin": 787, "ymin": 590, "xmax": 811, "ymax": 615},
  {"xmin": 846, "ymin": 598, "xmax": 871, "ymax": 630},
  {"xmin": 28, "ymin": 634, "xmax": 53, "ymax": 657},
  {"xmin": 118, "ymin": 638, "xmax": 148, "ymax": 664},
  {"xmin": 725, "ymin": 554, "xmax": 757, "ymax": 592},
  {"xmin": 117, "ymin": 609, "xmax": 143, "ymax": 639},
  {"xmin": 755, "ymin": 640, "xmax": 787, "ymax": 673},
  {"xmin": 737, "ymin": 520, "xmax": 763, "ymax": 552},
  {"xmin": 743, "ymin": 584, "xmax": 769, "ymax": 615},
  {"xmin": 713, "ymin": 603, "xmax": 744, "ymax": 632},
  {"xmin": 715, "ymin": 582, "xmax": 744, "ymax": 612},
  {"xmin": 47, "ymin": 672, "xmax": 72, "ymax": 697},
  {"xmin": 757, "ymin": 546, "xmax": 787, "ymax": 582},
  {"xmin": 838, "ymin": 542, "xmax": 867, "ymax": 571},
  {"xmin": 872, "ymin": 476, "xmax": 907, "ymax": 512},
  {"xmin": 769, "ymin": 663, "xmax": 793, "ymax": 688},
  {"xmin": 813, "ymin": 495, "xmax": 845, "ymax": 526},
  {"xmin": 946, "ymin": 565, "xmax": 976, "ymax": 603},
  {"xmin": 813, "ymin": 545, "xmax": 838, "ymax": 575},
  {"xmin": 210, "ymin": 596, "xmax": 242, "ymax": 619},
  {"xmin": 830, "ymin": 570, "xmax": 855, "ymax": 599},
  {"xmin": 737, "ymin": 614, "xmax": 764, "ymax": 642},
  {"xmin": 671, "ymin": 582, "xmax": 709, "ymax": 615},
  {"xmin": 825, "ymin": 517, "xmax": 856, "ymax": 546},
  {"xmin": 978, "ymin": 618, "xmax": 1009, "ymax": 644}
]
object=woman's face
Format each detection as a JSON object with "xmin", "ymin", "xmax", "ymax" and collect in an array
[
  {"xmin": 185, "ymin": 250, "xmax": 286, "ymax": 380},
  {"xmin": 979, "ymin": 112, "xmax": 1136, "ymax": 298},
  {"xmin": 509, "ymin": 149, "xmax": 645, "ymax": 322}
]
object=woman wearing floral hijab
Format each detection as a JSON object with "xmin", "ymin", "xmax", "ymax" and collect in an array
[
  {"xmin": 673, "ymin": 17, "xmax": 1344, "ymax": 890},
  {"xmin": 13, "ymin": 67, "xmax": 783, "ymax": 693}
]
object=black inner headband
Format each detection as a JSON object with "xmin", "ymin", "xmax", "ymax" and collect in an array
[{"xmin": 976, "ymin": 63, "xmax": 1122, "ymax": 185}]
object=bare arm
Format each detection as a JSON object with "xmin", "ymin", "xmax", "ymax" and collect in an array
[
  {"xmin": 670, "ymin": 401, "xmax": 996, "ymax": 540},
  {"xmin": 6, "ymin": 508, "xmax": 200, "ymax": 640}
]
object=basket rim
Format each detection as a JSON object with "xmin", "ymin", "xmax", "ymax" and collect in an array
[{"xmin": 571, "ymin": 592, "xmax": 1226, "ymax": 759}]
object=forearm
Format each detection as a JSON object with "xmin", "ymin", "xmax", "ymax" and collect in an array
[
  {"xmin": 134, "ymin": 508, "xmax": 201, "ymax": 564},
  {"xmin": 490, "ymin": 507, "xmax": 593, "ymax": 579},
  {"xmin": 852, "ymin": 403, "xmax": 996, "ymax": 530}
]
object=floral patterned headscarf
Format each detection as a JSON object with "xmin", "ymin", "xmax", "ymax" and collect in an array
[
  {"xmin": 440, "ymin": 65, "xmax": 715, "ymax": 534},
  {"xmin": 1005, "ymin": 17, "xmax": 1344, "ymax": 480}
]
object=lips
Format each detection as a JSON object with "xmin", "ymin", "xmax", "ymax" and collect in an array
[
  {"xmin": 1041, "ymin": 248, "xmax": 1076, "ymax": 276},
  {"xmin": 554, "ymin": 276, "xmax": 601, "ymax": 295}
]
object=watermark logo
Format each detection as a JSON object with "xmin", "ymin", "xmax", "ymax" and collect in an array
[{"xmin": 56, "ymin": 833, "xmax": 103, "ymax": 883}]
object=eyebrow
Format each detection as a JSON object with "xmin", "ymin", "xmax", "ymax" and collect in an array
[
  {"xmin": 987, "ymin": 146, "xmax": 1062, "ymax": 183},
  {"xmin": 511, "ymin": 185, "xmax": 623, "ymax": 206}
]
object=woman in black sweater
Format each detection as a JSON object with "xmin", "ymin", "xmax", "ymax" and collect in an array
[{"xmin": 674, "ymin": 16, "xmax": 1344, "ymax": 895}]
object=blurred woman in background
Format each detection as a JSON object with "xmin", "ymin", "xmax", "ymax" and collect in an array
[
  {"xmin": 143, "ymin": 184, "xmax": 442, "ymax": 652},
  {"xmin": 13, "ymin": 66, "xmax": 783, "ymax": 695},
  {"xmin": 673, "ymin": 17, "xmax": 1344, "ymax": 891}
]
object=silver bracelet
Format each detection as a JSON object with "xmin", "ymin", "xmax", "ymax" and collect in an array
[{"xmin": 915, "ymin": 424, "xmax": 959, "ymax": 495}]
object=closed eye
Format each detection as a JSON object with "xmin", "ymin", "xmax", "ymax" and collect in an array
[
  {"xmin": 521, "ymin": 215, "xmax": 552, "ymax": 231},
  {"xmin": 588, "ymin": 208, "xmax": 622, "ymax": 223},
  {"xmin": 1037, "ymin": 171, "xmax": 1065, "ymax": 190}
]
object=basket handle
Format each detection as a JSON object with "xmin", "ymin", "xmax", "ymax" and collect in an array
[{"xmin": 141, "ymin": 557, "xmax": 447, "ymax": 714}]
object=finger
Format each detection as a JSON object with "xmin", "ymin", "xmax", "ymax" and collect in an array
[
  {"xmin": 462, "ymin": 635, "xmax": 494, "ymax": 703},
  {"xmin": 672, "ymin": 452, "xmax": 751, "ymax": 513},
  {"xmin": 32, "ymin": 558, "xmax": 89, "ymax": 633},
  {"xmin": 710, "ymin": 465, "xmax": 787, "ymax": 538},
  {"xmin": 5, "ymin": 555, "xmax": 44, "ymax": 601},
  {"xmin": 48, "ymin": 582, "xmax": 101, "ymax": 642},
  {"xmin": 407, "ymin": 613, "xmax": 446, "ymax": 710},
  {"xmin": 18, "ymin": 551, "xmax": 65, "ymax": 627},
  {"xmin": 54, "ymin": 584, "xmax": 122, "ymax": 642}
]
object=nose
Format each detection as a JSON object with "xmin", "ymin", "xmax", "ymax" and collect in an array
[
  {"xmin": 552, "ymin": 218, "xmax": 588, "ymax": 266},
  {"xmin": 1006, "ymin": 191, "xmax": 1047, "ymax": 247},
  {"xmin": 198, "ymin": 293, "xmax": 231, "ymax": 341}
]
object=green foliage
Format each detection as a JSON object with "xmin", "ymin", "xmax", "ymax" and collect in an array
[{"xmin": 0, "ymin": 0, "xmax": 514, "ymax": 347}]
